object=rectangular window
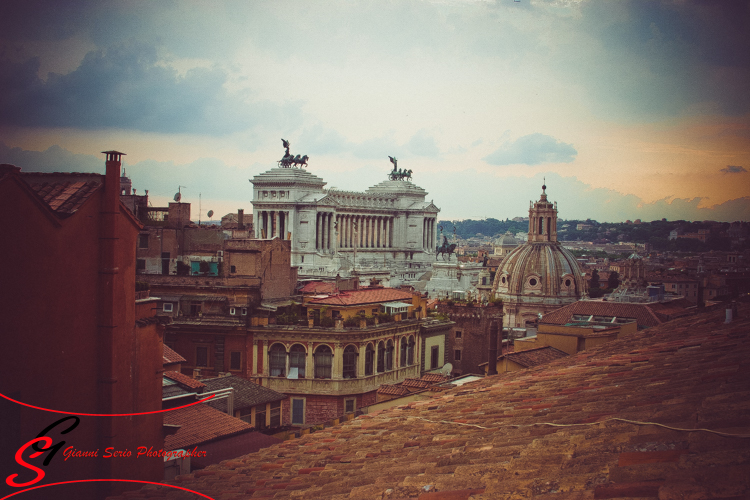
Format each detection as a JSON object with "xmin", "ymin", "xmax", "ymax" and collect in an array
[
  {"xmin": 455, "ymin": 349, "xmax": 462, "ymax": 361},
  {"xmin": 241, "ymin": 307, "xmax": 248, "ymax": 316},
  {"xmin": 315, "ymin": 351, "xmax": 332, "ymax": 379},
  {"xmin": 230, "ymin": 307, "xmax": 236, "ymax": 315},
  {"xmin": 255, "ymin": 406, "xmax": 267, "ymax": 430},
  {"xmin": 163, "ymin": 303, "xmax": 174, "ymax": 313},
  {"xmin": 292, "ymin": 398, "xmax": 305, "ymax": 425},
  {"xmin": 136, "ymin": 259, "xmax": 146, "ymax": 271},
  {"xmin": 455, "ymin": 330, "xmax": 462, "ymax": 339},
  {"xmin": 430, "ymin": 345, "xmax": 439, "ymax": 369},
  {"xmin": 138, "ymin": 234, "xmax": 149, "ymax": 249},
  {"xmin": 230, "ymin": 265, "xmax": 237, "ymax": 273},
  {"xmin": 239, "ymin": 408, "xmax": 252, "ymax": 424},
  {"xmin": 196, "ymin": 346, "xmax": 208, "ymax": 367},
  {"xmin": 230, "ymin": 352, "xmax": 241, "ymax": 371},
  {"xmin": 270, "ymin": 401, "xmax": 281, "ymax": 427},
  {"xmin": 290, "ymin": 347, "xmax": 306, "ymax": 378},
  {"xmin": 345, "ymin": 398, "xmax": 356, "ymax": 414}
]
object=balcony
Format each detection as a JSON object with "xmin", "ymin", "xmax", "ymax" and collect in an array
[{"xmin": 260, "ymin": 365, "xmax": 421, "ymax": 396}]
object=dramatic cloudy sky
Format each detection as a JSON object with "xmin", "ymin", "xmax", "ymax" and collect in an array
[{"xmin": 1, "ymin": 0, "xmax": 749, "ymax": 222}]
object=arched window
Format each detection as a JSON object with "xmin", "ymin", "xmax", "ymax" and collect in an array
[
  {"xmin": 343, "ymin": 345, "xmax": 357, "ymax": 379},
  {"xmin": 385, "ymin": 340, "xmax": 394, "ymax": 371},
  {"xmin": 400, "ymin": 338, "xmax": 408, "ymax": 367},
  {"xmin": 314, "ymin": 345, "xmax": 333, "ymax": 379},
  {"xmin": 407, "ymin": 336, "xmax": 415, "ymax": 366},
  {"xmin": 269, "ymin": 343, "xmax": 286, "ymax": 377},
  {"xmin": 377, "ymin": 342, "xmax": 385, "ymax": 373},
  {"xmin": 365, "ymin": 343, "xmax": 374, "ymax": 376},
  {"xmin": 289, "ymin": 344, "xmax": 306, "ymax": 378}
]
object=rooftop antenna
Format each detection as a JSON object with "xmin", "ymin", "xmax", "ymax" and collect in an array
[
  {"xmin": 174, "ymin": 186, "xmax": 186, "ymax": 203},
  {"xmin": 199, "ymin": 193, "xmax": 201, "ymax": 226}
]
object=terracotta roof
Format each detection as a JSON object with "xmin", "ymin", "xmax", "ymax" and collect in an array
[
  {"xmin": 110, "ymin": 303, "xmax": 750, "ymax": 500},
  {"xmin": 377, "ymin": 385, "xmax": 411, "ymax": 396},
  {"xmin": 308, "ymin": 287, "xmax": 413, "ymax": 307},
  {"xmin": 299, "ymin": 281, "xmax": 338, "ymax": 294},
  {"xmin": 540, "ymin": 299, "xmax": 674, "ymax": 328},
  {"xmin": 500, "ymin": 345, "xmax": 568, "ymax": 367},
  {"xmin": 420, "ymin": 373, "xmax": 450, "ymax": 383},
  {"xmin": 163, "ymin": 403, "xmax": 252, "ymax": 450},
  {"xmin": 202, "ymin": 375, "xmax": 286, "ymax": 412},
  {"xmin": 400, "ymin": 378, "xmax": 432, "ymax": 389},
  {"xmin": 164, "ymin": 370, "xmax": 206, "ymax": 391},
  {"xmin": 20, "ymin": 173, "xmax": 102, "ymax": 217},
  {"xmin": 163, "ymin": 344, "xmax": 186, "ymax": 365}
]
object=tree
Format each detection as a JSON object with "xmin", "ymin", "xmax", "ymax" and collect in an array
[
  {"xmin": 590, "ymin": 269, "xmax": 600, "ymax": 289},
  {"xmin": 607, "ymin": 271, "xmax": 620, "ymax": 289}
]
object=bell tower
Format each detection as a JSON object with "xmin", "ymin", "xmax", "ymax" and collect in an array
[{"xmin": 527, "ymin": 181, "xmax": 557, "ymax": 243}]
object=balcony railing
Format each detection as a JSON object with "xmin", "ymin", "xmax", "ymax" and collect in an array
[{"xmin": 260, "ymin": 365, "xmax": 421, "ymax": 396}]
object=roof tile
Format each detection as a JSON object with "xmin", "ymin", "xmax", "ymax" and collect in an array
[
  {"xmin": 111, "ymin": 304, "xmax": 750, "ymax": 500},
  {"xmin": 308, "ymin": 287, "xmax": 413, "ymax": 306}
]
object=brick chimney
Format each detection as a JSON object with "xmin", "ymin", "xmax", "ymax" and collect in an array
[{"xmin": 238, "ymin": 209, "xmax": 244, "ymax": 230}]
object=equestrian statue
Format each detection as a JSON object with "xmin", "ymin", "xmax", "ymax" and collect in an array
[{"xmin": 436, "ymin": 235, "xmax": 457, "ymax": 261}]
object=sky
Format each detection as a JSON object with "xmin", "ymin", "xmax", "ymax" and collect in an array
[{"xmin": 1, "ymin": 0, "xmax": 749, "ymax": 223}]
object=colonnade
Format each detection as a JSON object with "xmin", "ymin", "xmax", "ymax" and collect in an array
[
  {"xmin": 255, "ymin": 210, "xmax": 290, "ymax": 239},
  {"xmin": 315, "ymin": 212, "xmax": 336, "ymax": 251},
  {"xmin": 423, "ymin": 217, "xmax": 437, "ymax": 250},
  {"xmin": 316, "ymin": 213, "xmax": 395, "ymax": 251},
  {"xmin": 338, "ymin": 214, "xmax": 393, "ymax": 249}
]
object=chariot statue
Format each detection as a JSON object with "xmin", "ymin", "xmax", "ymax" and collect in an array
[
  {"xmin": 278, "ymin": 139, "xmax": 309, "ymax": 168},
  {"xmin": 387, "ymin": 156, "xmax": 412, "ymax": 181}
]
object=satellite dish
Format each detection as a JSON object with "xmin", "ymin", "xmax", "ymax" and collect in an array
[
  {"xmin": 441, "ymin": 363, "xmax": 453, "ymax": 376},
  {"xmin": 207, "ymin": 210, "xmax": 214, "ymax": 218},
  {"xmin": 173, "ymin": 192, "xmax": 181, "ymax": 202}
]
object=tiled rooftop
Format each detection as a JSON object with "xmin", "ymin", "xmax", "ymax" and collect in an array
[
  {"xmin": 163, "ymin": 404, "xmax": 253, "ymax": 450},
  {"xmin": 501, "ymin": 345, "xmax": 568, "ymax": 368},
  {"xmin": 541, "ymin": 299, "xmax": 691, "ymax": 328},
  {"xmin": 164, "ymin": 344, "xmax": 187, "ymax": 365},
  {"xmin": 308, "ymin": 287, "xmax": 413, "ymax": 307},
  {"xmin": 20, "ymin": 173, "xmax": 102, "ymax": 217},
  {"xmin": 112, "ymin": 304, "xmax": 750, "ymax": 499},
  {"xmin": 202, "ymin": 375, "xmax": 286, "ymax": 412},
  {"xmin": 377, "ymin": 385, "xmax": 412, "ymax": 397},
  {"xmin": 164, "ymin": 370, "xmax": 206, "ymax": 391},
  {"xmin": 299, "ymin": 282, "xmax": 338, "ymax": 294}
]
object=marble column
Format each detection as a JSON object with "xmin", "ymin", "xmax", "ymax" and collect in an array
[{"xmin": 316, "ymin": 213, "xmax": 322, "ymax": 249}]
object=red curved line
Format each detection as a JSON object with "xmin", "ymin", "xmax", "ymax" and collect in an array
[
  {"xmin": 0, "ymin": 479, "xmax": 215, "ymax": 500},
  {"xmin": 0, "ymin": 392, "xmax": 215, "ymax": 416}
]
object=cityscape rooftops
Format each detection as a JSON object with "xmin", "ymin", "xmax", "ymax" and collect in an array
[{"xmin": 113, "ymin": 302, "xmax": 750, "ymax": 500}]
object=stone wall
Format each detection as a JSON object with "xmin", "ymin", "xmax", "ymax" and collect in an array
[{"xmin": 436, "ymin": 302, "xmax": 503, "ymax": 376}]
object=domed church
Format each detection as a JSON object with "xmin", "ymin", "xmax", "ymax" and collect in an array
[{"xmin": 491, "ymin": 183, "xmax": 586, "ymax": 327}]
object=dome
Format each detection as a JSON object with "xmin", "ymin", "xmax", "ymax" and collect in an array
[
  {"xmin": 492, "ymin": 242, "xmax": 585, "ymax": 299},
  {"xmin": 494, "ymin": 230, "xmax": 519, "ymax": 247},
  {"xmin": 490, "ymin": 183, "xmax": 586, "ymax": 327}
]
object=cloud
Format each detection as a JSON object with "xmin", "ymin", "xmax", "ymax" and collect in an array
[
  {"xmin": 483, "ymin": 133, "xmax": 577, "ymax": 166},
  {"xmin": 0, "ymin": 41, "xmax": 302, "ymax": 135},
  {"xmin": 406, "ymin": 130, "xmax": 440, "ymax": 157},
  {"xmin": 721, "ymin": 165, "xmax": 747, "ymax": 174},
  {"xmin": 0, "ymin": 142, "xmax": 103, "ymax": 173}
]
